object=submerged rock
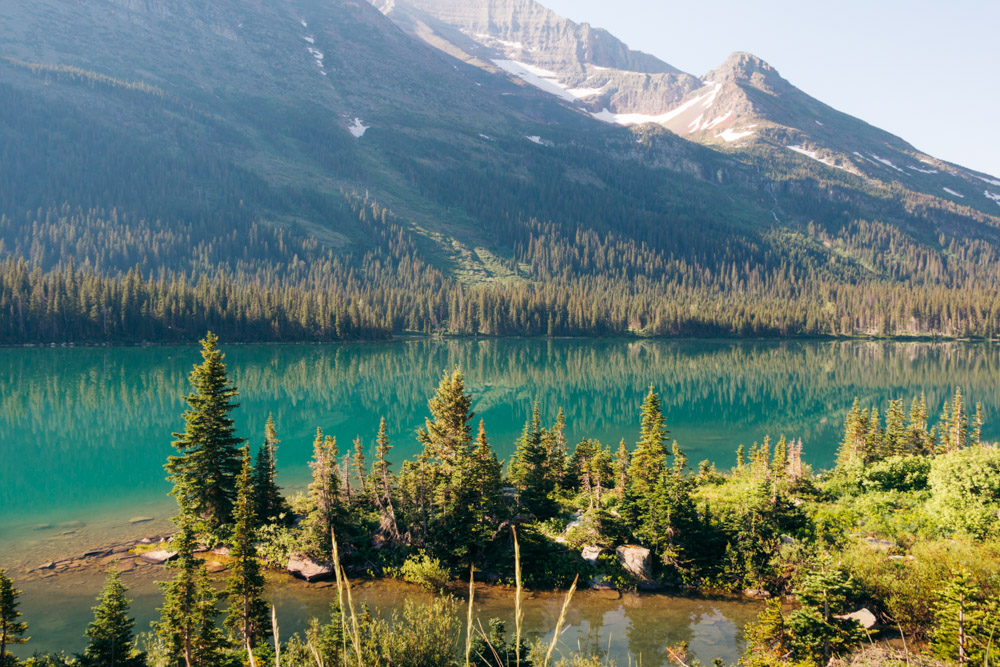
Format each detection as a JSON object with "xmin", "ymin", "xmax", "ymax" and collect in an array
[
  {"xmin": 743, "ymin": 588, "xmax": 771, "ymax": 600},
  {"xmin": 287, "ymin": 557, "xmax": 333, "ymax": 582},
  {"xmin": 616, "ymin": 545, "xmax": 651, "ymax": 581},
  {"xmin": 205, "ymin": 561, "xmax": 228, "ymax": 574},
  {"xmin": 129, "ymin": 516, "xmax": 154, "ymax": 524},
  {"xmin": 140, "ymin": 550, "xmax": 179, "ymax": 564}
]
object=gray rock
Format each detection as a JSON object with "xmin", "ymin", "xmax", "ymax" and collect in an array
[
  {"xmin": 287, "ymin": 557, "xmax": 334, "ymax": 582},
  {"xmin": 864, "ymin": 537, "xmax": 895, "ymax": 550},
  {"xmin": 616, "ymin": 545, "xmax": 651, "ymax": 581},
  {"xmin": 581, "ymin": 545, "xmax": 603, "ymax": 565},
  {"xmin": 140, "ymin": 550, "xmax": 179, "ymax": 564},
  {"xmin": 837, "ymin": 607, "xmax": 877, "ymax": 630}
]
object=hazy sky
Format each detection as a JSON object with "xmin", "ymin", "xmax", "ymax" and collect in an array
[{"xmin": 543, "ymin": 0, "xmax": 1000, "ymax": 178}]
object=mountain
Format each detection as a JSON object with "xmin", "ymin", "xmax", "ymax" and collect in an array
[
  {"xmin": 1, "ymin": 0, "xmax": 1000, "ymax": 343},
  {"xmin": 378, "ymin": 0, "xmax": 1000, "ymax": 218}
]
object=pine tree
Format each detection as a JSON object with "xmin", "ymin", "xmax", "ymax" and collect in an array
[
  {"xmin": 932, "ymin": 571, "xmax": 994, "ymax": 665},
  {"xmin": 253, "ymin": 413, "xmax": 287, "ymax": 525},
  {"xmin": 627, "ymin": 387, "xmax": 669, "ymax": 499},
  {"xmin": 546, "ymin": 408, "xmax": 569, "ymax": 490},
  {"xmin": 82, "ymin": 569, "xmax": 143, "ymax": 667},
  {"xmin": 787, "ymin": 565, "xmax": 863, "ymax": 664},
  {"xmin": 303, "ymin": 428, "xmax": 342, "ymax": 558},
  {"xmin": 352, "ymin": 436, "xmax": 369, "ymax": 502},
  {"xmin": 0, "ymin": 569, "xmax": 28, "ymax": 666},
  {"xmin": 225, "ymin": 446, "xmax": 269, "ymax": 648},
  {"xmin": 165, "ymin": 332, "xmax": 245, "ymax": 529},
  {"xmin": 884, "ymin": 399, "xmax": 906, "ymax": 457},
  {"xmin": 614, "ymin": 438, "xmax": 629, "ymax": 496},
  {"xmin": 906, "ymin": 394, "xmax": 933, "ymax": 454},
  {"xmin": 154, "ymin": 521, "xmax": 225, "ymax": 667},
  {"xmin": 510, "ymin": 402, "xmax": 555, "ymax": 518},
  {"xmin": 772, "ymin": 436, "xmax": 788, "ymax": 480},
  {"xmin": 468, "ymin": 420, "xmax": 505, "ymax": 553},
  {"xmin": 370, "ymin": 417, "xmax": 402, "ymax": 545},
  {"xmin": 836, "ymin": 399, "xmax": 870, "ymax": 467},
  {"xmin": 624, "ymin": 387, "xmax": 671, "ymax": 547}
]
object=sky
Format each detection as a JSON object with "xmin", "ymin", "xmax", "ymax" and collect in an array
[{"xmin": 543, "ymin": 0, "xmax": 1000, "ymax": 178}]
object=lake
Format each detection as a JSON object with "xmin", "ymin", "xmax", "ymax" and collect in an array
[{"xmin": 2, "ymin": 338, "xmax": 998, "ymax": 660}]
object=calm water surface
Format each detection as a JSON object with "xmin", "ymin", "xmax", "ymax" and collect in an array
[{"xmin": 2, "ymin": 338, "xmax": 998, "ymax": 658}]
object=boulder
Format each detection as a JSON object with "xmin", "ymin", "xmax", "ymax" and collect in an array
[
  {"xmin": 837, "ymin": 607, "xmax": 877, "ymax": 630},
  {"xmin": 744, "ymin": 588, "xmax": 772, "ymax": 600},
  {"xmin": 864, "ymin": 537, "xmax": 895, "ymax": 551},
  {"xmin": 615, "ymin": 545, "xmax": 652, "ymax": 581},
  {"xmin": 205, "ymin": 561, "xmax": 228, "ymax": 574},
  {"xmin": 211, "ymin": 546, "xmax": 231, "ymax": 557},
  {"xmin": 140, "ymin": 550, "xmax": 178, "ymax": 565},
  {"xmin": 287, "ymin": 557, "xmax": 334, "ymax": 582},
  {"xmin": 581, "ymin": 545, "xmax": 603, "ymax": 565}
]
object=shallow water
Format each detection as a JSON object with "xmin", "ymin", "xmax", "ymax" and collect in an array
[
  {"xmin": 15, "ymin": 560, "xmax": 759, "ymax": 665},
  {"xmin": 2, "ymin": 338, "xmax": 998, "ymax": 658}
]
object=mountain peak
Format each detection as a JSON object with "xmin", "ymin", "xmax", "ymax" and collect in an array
[{"xmin": 706, "ymin": 52, "xmax": 783, "ymax": 88}]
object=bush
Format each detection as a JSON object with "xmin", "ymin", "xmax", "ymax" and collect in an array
[
  {"xmin": 399, "ymin": 552, "xmax": 451, "ymax": 591},
  {"xmin": 861, "ymin": 456, "xmax": 931, "ymax": 493},
  {"xmin": 927, "ymin": 446, "xmax": 1000, "ymax": 538}
]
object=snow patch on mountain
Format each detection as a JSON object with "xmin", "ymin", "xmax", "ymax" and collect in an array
[
  {"xmin": 300, "ymin": 20, "xmax": 307, "ymax": 28},
  {"xmin": 493, "ymin": 59, "xmax": 594, "ymax": 102},
  {"xmin": 526, "ymin": 135, "xmax": 544, "ymax": 145},
  {"xmin": 974, "ymin": 174, "xmax": 1000, "ymax": 187},
  {"xmin": 716, "ymin": 128, "xmax": 754, "ymax": 142},
  {"xmin": 943, "ymin": 187, "xmax": 964, "ymax": 198},
  {"xmin": 590, "ymin": 82, "xmax": 722, "ymax": 127},
  {"xmin": 787, "ymin": 145, "xmax": 834, "ymax": 166},
  {"xmin": 985, "ymin": 191, "xmax": 1000, "ymax": 205},
  {"xmin": 303, "ymin": 35, "xmax": 315, "ymax": 44},
  {"xmin": 689, "ymin": 111, "xmax": 732, "ymax": 133},
  {"xmin": 907, "ymin": 165, "xmax": 938, "ymax": 174},
  {"xmin": 348, "ymin": 119, "xmax": 369, "ymax": 138},
  {"xmin": 307, "ymin": 47, "xmax": 325, "ymax": 74},
  {"xmin": 869, "ymin": 154, "xmax": 905, "ymax": 173}
]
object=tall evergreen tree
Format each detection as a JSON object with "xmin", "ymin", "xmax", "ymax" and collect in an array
[
  {"xmin": 252, "ymin": 413, "xmax": 287, "ymax": 525},
  {"xmin": 0, "ymin": 569, "xmax": 28, "ymax": 666},
  {"xmin": 614, "ymin": 438, "xmax": 629, "ymax": 496},
  {"xmin": 369, "ymin": 417, "xmax": 402, "ymax": 545},
  {"xmin": 624, "ymin": 387, "xmax": 670, "ymax": 542},
  {"xmin": 510, "ymin": 402, "xmax": 555, "ymax": 518},
  {"xmin": 303, "ymin": 429, "xmax": 343, "ymax": 558},
  {"xmin": 82, "ymin": 569, "xmax": 143, "ymax": 667},
  {"xmin": 154, "ymin": 521, "xmax": 225, "ymax": 667},
  {"xmin": 787, "ymin": 565, "xmax": 863, "ymax": 665},
  {"xmin": 165, "ymin": 332, "xmax": 245, "ymax": 529},
  {"xmin": 468, "ymin": 420, "xmax": 506, "ymax": 554},
  {"xmin": 225, "ymin": 446, "xmax": 269, "ymax": 649}
]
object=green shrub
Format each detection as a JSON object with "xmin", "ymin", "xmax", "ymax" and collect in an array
[
  {"xmin": 927, "ymin": 446, "xmax": 1000, "ymax": 538},
  {"xmin": 399, "ymin": 552, "xmax": 451, "ymax": 591},
  {"xmin": 861, "ymin": 456, "xmax": 931, "ymax": 493}
]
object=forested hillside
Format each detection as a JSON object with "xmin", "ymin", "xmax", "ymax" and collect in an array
[{"xmin": 2, "ymin": 0, "xmax": 1000, "ymax": 343}]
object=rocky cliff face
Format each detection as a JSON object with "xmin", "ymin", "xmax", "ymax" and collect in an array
[{"xmin": 375, "ymin": 0, "xmax": 703, "ymax": 113}]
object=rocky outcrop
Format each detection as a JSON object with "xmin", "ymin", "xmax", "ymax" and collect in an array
[
  {"xmin": 837, "ymin": 608, "xmax": 878, "ymax": 630},
  {"xmin": 615, "ymin": 545, "xmax": 651, "ymax": 581},
  {"xmin": 287, "ymin": 557, "xmax": 334, "ymax": 582}
]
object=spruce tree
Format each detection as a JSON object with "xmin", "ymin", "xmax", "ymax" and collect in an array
[
  {"xmin": 154, "ymin": 521, "xmax": 225, "ymax": 667},
  {"xmin": 0, "ymin": 569, "xmax": 28, "ymax": 666},
  {"xmin": 787, "ymin": 565, "xmax": 862, "ymax": 664},
  {"xmin": 624, "ymin": 387, "xmax": 670, "ymax": 542},
  {"xmin": 82, "ymin": 569, "xmax": 142, "ymax": 667},
  {"xmin": 225, "ymin": 446, "xmax": 269, "ymax": 649},
  {"xmin": 369, "ymin": 417, "xmax": 402, "ymax": 545},
  {"xmin": 468, "ymin": 420, "xmax": 505, "ymax": 554},
  {"xmin": 165, "ymin": 332, "xmax": 245, "ymax": 529},
  {"xmin": 510, "ymin": 402, "xmax": 555, "ymax": 518},
  {"xmin": 252, "ymin": 413, "xmax": 287, "ymax": 525},
  {"xmin": 303, "ymin": 428, "xmax": 342, "ymax": 557},
  {"xmin": 932, "ymin": 570, "xmax": 994, "ymax": 665},
  {"xmin": 613, "ymin": 438, "xmax": 629, "ymax": 496}
]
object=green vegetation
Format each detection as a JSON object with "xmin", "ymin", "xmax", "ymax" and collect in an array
[{"xmin": 7, "ymin": 337, "xmax": 1000, "ymax": 666}]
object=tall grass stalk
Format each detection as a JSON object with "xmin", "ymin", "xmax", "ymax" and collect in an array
[
  {"xmin": 272, "ymin": 605, "xmax": 281, "ymax": 667},
  {"xmin": 331, "ymin": 528, "xmax": 363, "ymax": 666},
  {"xmin": 513, "ymin": 526, "xmax": 524, "ymax": 667},
  {"xmin": 465, "ymin": 567, "xmax": 475, "ymax": 667},
  {"xmin": 543, "ymin": 574, "xmax": 579, "ymax": 667}
]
